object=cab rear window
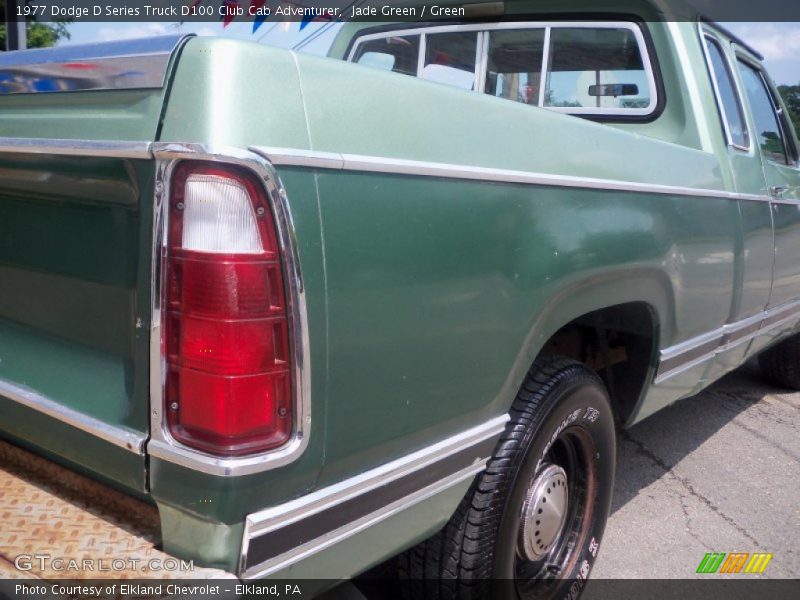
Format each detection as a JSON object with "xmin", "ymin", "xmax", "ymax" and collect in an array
[{"xmin": 349, "ymin": 21, "xmax": 658, "ymax": 118}]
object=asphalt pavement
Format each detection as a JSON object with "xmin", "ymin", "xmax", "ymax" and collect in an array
[
  {"xmin": 592, "ymin": 359, "xmax": 799, "ymax": 579},
  {"xmin": 333, "ymin": 359, "xmax": 798, "ymax": 599}
]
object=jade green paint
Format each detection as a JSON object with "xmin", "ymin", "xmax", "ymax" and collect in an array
[
  {"xmin": 2, "ymin": 5, "xmax": 800, "ymax": 579},
  {"xmin": 158, "ymin": 504, "xmax": 244, "ymax": 572},
  {"xmin": 0, "ymin": 90, "xmax": 167, "ymax": 141},
  {"xmin": 158, "ymin": 38, "xmax": 311, "ymax": 149},
  {"xmin": 0, "ymin": 154, "xmax": 154, "ymax": 491},
  {"xmin": 0, "ymin": 407, "xmax": 146, "ymax": 492}
]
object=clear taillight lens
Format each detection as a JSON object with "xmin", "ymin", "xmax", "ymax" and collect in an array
[{"xmin": 164, "ymin": 162, "xmax": 292, "ymax": 456}]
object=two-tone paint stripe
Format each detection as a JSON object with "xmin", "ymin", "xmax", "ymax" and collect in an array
[{"xmin": 240, "ymin": 415, "xmax": 508, "ymax": 579}]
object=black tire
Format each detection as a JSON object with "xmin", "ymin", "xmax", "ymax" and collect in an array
[
  {"xmin": 758, "ymin": 335, "xmax": 800, "ymax": 390},
  {"xmin": 399, "ymin": 356, "xmax": 616, "ymax": 600}
]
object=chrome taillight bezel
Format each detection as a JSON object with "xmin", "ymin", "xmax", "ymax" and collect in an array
[{"xmin": 146, "ymin": 145, "xmax": 310, "ymax": 477}]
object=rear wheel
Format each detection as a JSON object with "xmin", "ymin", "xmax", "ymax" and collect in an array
[
  {"xmin": 400, "ymin": 356, "xmax": 616, "ymax": 599},
  {"xmin": 758, "ymin": 334, "xmax": 800, "ymax": 390}
]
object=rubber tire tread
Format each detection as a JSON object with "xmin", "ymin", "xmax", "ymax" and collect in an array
[
  {"xmin": 398, "ymin": 355, "xmax": 606, "ymax": 599},
  {"xmin": 759, "ymin": 335, "xmax": 800, "ymax": 390}
]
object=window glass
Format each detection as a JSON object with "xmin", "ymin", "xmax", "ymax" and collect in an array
[
  {"xmin": 544, "ymin": 27, "xmax": 651, "ymax": 110},
  {"xmin": 423, "ymin": 32, "xmax": 478, "ymax": 91},
  {"xmin": 353, "ymin": 36, "xmax": 420, "ymax": 76},
  {"xmin": 485, "ymin": 29, "xmax": 545, "ymax": 105},
  {"xmin": 703, "ymin": 35, "xmax": 749, "ymax": 148},
  {"xmin": 738, "ymin": 60, "xmax": 789, "ymax": 165}
]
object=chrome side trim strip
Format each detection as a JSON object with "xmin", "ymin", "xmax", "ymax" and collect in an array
[
  {"xmin": 0, "ymin": 138, "xmax": 773, "ymax": 204},
  {"xmin": 0, "ymin": 137, "xmax": 152, "ymax": 160},
  {"xmin": 655, "ymin": 297, "xmax": 800, "ymax": 383},
  {"xmin": 251, "ymin": 146, "xmax": 770, "ymax": 203},
  {"xmin": 0, "ymin": 378, "xmax": 145, "ymax": 454},
  {"xmin": 240, "ymin": 415, "xmax": 509, "ymax": 579},
  {"xmin": 147, "ymin": 144, "xmax": 311, "ymax": 477}
]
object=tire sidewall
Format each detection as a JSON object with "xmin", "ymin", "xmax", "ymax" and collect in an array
[{"xmin": 492, "ymin": 367, "xmax": 616, "ymax": 599}]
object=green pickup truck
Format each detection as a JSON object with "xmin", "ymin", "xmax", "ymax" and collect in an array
[{"xmin": 1, "ymin": 1, "xmax": 799, "ymax": 597}]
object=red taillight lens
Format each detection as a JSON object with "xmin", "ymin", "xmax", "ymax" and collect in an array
[{"xmin": 164, "ymin": 162, "xmax": 292, "ymax": 456}]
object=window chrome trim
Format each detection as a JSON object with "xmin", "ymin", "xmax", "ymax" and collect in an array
[
  {"xmin": 240, "ymin": 415, "xmax": 508, "ymax": 579},
  {"xmin": 417, "ymin": 33, "xmax": 427, "ymax": 78},
  {"xmin": 698, "ymin": 25, "xmax": 752, "ymax": 153},
  {"xmin": 348, "ymin": 21, "xmax": 659, "ymax": 118},
  {"xmin": 252, "ymin": 145, "xmax": 771, "ymax": 203},
  {"xmin": 147, "ymin": 144, "xmax": 311, "ymax": 477},
  {"xmin": 655, "ymin": 297, "xmax": 800, "ymax": 383},
  {"xmin": 0, "ymin": 377, "xmax": 146, "ymax": 453},
  {"xmin": 538, "ymin": 26, "xmax": 553, "ymax": 108},
  {"xmin": 476, "ymin": 31, "xmax": 489, "ymax": 94},
  {"xmin": 474, "ymin": 30, "xmax": 488, "ymax": 94}
]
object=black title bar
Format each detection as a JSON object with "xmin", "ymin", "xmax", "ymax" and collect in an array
[{"xmin": 3, "ymin": 0, "xmax": 800, "ymax": 24}]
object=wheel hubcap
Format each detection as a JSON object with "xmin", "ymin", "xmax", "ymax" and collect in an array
[{"xmin": 518, "ymin": 464, "xmax": 569, "ymax": 561}]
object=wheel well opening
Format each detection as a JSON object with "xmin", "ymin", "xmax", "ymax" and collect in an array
[{"xmin": 540, "ymin": 302, "xmax": 656, "ymax": 425}]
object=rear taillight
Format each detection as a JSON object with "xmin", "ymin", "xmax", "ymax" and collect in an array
[{"xmin": 164, "ymin": 162, "xmax": 292, "ymax": 456}]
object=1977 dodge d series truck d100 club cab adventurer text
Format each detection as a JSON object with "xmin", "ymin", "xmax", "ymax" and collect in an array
[{"xmin": 1, "ymin": 1, "xmax": 799, "ymax": 597}]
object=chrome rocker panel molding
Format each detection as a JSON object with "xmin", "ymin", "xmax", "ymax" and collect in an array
[
  {"xmin": 0, "ymin": 377, "xmax": 145, "ymax": 454},
  {"xmin": 656, "ymin": 297, "xmax": 800, "ymax": 383},
  {"xmin": 240, "ymin": 415, "xmax": 509, "ymax": 579},
  {"xmin": 147, "ymin": 143, "xmax": 312, "ymax": 477}
]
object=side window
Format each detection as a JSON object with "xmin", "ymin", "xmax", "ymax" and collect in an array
[
  {"xmin": 738, "ymin": 60, "xmax": 790, "ymax": 165},
  {"xmin": 422, "ymin": 32, "xmax": 479, "ymax": 91},
  {"xmin": 702, "ymin": 34, "xmax": 749, "ymax": 148},
  {"xmin": 352, "ymin": 36, "xmax": 420, "ymax": 77},
  {"xmin": 485, "ymin": 29, "xmax": 545, "ymax": 105},
  {"xmin": 544, "ymin": 27, "xmax": 653, "ymax": 111}
]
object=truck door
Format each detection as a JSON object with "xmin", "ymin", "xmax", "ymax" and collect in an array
[
  {"xmin": 698, "ymin": 30, "xmax": 773, "ymax": 380},
  {"xmin": 702, "ymin": 32, "xmax": 774, "ymax": 322},
  {"xmin": 735, "ymin": 54, "xmax": 800, "ymax": 326}
]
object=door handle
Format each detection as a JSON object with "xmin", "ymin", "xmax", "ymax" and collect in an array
[{"xmin": 770, "ymin": 185, "xmax": 788, "ymax": 199}]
